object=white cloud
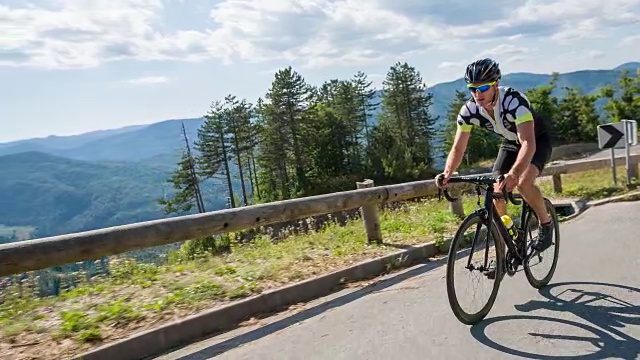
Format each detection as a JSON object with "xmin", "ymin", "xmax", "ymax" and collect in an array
[
  {"xmin": 0, "ymin": 0, "xmax": 638, "ymax": 70},
  {"xmin": 124, "ymin": 75, "xmax": 172, "ymax": 85},
  {"xmin": 621, "ymin": 34, "xmax": 640, "ymax": 46},
  {"xmin": 0, "ymin": 0, "xmax": 221, "ymax": 68},
  {"xmin": 438, "ymin": 61, "xmax": 464, "ymax": 70},
  {"xmin": 476, "ymin": 44, "xmax": 534, "ymax": 59},
  {"xmin": 585, "ymin": 50, "xmax": 606, "ymax": 59}
]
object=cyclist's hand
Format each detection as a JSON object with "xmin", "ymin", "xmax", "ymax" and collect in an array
[
  {"xmin": 498, "ymin": 172, "xmax": 518, "ymax": 192},
  {"xmin": 435, "ymin": 172, "xmax": 450, "ymax": 189}
]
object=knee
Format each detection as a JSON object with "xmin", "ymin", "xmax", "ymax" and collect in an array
[
  {"xmin": 516, "ymin": 164, "xmax": 540, "ymax": 193},
  {"xmin": 516, "ymin": 176, "xmax": 535, "ymax": 193}
]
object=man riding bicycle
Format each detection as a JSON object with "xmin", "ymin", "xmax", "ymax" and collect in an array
[{"xmin": 436, "ymin": 58, "xmax": 554, "ymax": 277}]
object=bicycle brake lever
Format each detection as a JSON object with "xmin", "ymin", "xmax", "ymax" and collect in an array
[
  {"xmin": 443, "ymin": 189, "xmax": 458, "ymax": 202},
  {"xmin": 496, "ymin": 174, "xmax": 522, "ymax": 205}
]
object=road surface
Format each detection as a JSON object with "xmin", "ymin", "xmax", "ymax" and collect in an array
[
  {"xmin": 154, "ymin": 201, "xmax": 640, "ymax": 360},
  {"xmin": 570, "ymin": 143, "xmax": 640, "ymax": 162}
]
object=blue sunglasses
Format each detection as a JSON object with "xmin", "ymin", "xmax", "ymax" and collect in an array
[{"xmin": 467, "ymin": 81, "xmax": 496, "ymax": 93}]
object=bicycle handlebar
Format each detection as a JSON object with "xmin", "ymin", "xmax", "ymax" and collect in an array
[{"xmin": 435, "ymin": 174, "xmax": 522, "ymax": 205}]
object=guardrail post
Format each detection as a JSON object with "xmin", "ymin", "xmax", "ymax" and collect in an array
[
  {"xmin": 356, "ymin": 179, "xmax": 382, "ymax": 244},
  {"xmin": 448, "ymin": 188, "xmax": 465, "ymax": 219},
  {"xmin": 552, "ymin": 174, "xmax": 562, "ymax": 193},
  {"xmin": 629, "ymin": 156, "xmax": 638, "ymax": 185}
]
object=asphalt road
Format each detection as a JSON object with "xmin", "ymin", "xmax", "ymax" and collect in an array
[
  {"xmin": 155, "ymin": 201, "xmax": 640, "ymax": 360},
  {"xmin": 569, "ymin": 143, "xmax": 640, "ymax": 162}
]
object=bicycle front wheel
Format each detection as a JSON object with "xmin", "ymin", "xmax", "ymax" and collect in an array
[{"xmin": 446, "ymin": 211, "xmax": 505, "ymax": 325}]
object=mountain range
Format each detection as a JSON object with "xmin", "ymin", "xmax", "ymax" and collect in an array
[
  {"xmin": 3, "ymin": 62, "xmax": 638, "ymax": 161},
  {"xmin": 1, "ymin": 61, "xmax": 638, "ymax": 240}
]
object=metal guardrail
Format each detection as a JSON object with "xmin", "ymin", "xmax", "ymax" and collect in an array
[{"xmin": 0, "ymin": 153, "xmax": 638, "ymax": 277}]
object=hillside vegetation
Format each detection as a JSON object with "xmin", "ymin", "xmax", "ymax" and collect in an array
[{"xmin": 0, "ymin": 152, "xmax": 227, "ymax": 237}]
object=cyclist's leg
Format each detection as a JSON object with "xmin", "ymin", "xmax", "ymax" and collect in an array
[
  {"xmin": 492, "ymin": 141, "xmax": 518, "ymax": 216},
  {"xmin": 516, "ymin": 133, "xmax": 554, "ymax": 251},
  {"xmin": 487, "ymin": 141, "xmax": 517, "ymax": 280}
]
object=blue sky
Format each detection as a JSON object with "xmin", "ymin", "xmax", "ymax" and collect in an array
[{"xmin": 1, "ymin": 0, "xmax": 639, "ymax": 143}]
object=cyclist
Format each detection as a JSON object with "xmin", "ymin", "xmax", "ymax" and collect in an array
[{"xmin": 435, "ymin": 58, "xmax": 554, "ymax": 278}]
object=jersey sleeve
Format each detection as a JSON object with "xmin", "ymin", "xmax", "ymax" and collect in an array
[
  {"xmin": 456, "ymin": 103, "xmax": 473, "ymax": 133},
  {"xmin": 507, "ymin": 90, "xmax": 534, "ymax": 125}
]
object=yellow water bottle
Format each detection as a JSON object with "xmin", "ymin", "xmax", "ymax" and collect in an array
[{"xmin": 501, "ymin": 215, "xmax": 518, "ymax": 241}]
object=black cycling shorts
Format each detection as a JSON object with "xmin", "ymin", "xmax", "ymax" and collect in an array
[{"xmin": 492, "ymin": 133, "xmax": 553, "ymax": 177}]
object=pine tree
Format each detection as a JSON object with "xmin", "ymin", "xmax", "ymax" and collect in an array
[
  {"xmin": 575, "ymin": 91, "xmax": 601, "ymax": 142},
  {"xmin": 258, "ymin": 66, "xmax": 313, "ymax": 199},
  {"xmin": 255, "ymin": 98, "xmax": 290, "ymax": 201},
  {"xmin": 157, "ymin": 123, "xmax": 206, "ymax": 214},
  {"xmin": 557, "ymin": 86, "xmax": 601, "ymax": 143},
  {"xmin": 601, "ymin": 69, "xmax": 640, "ymax": 122},
  {"xmin": 195, "ymin": 100, "xmax": 235, "ymax": 208},
  {"xmin": 326, "ymin": 79, "xmax": 363, "ymax": 174},
  {"xmin": 303, "ymin": 102, "xmax": 349, "ymax": 193},
  {"xmin": 223, "ymin": 94, "xmax": 254, "ymax": 206},
  {"xmin": 373, "ymin": 62, "xmax": 438, "ymax": 180},
  {"xmin": 352, "ymin": 71, "xmax": 380, "ymax": 146}
]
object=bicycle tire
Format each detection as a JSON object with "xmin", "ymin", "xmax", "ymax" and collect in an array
[
  {"xmin": 523, "ymin": 197, "xmax": 560, "ymax": 289},
  {"xmin": 446, "ymin": 211, "xmax": 505, "ymax": 325}
]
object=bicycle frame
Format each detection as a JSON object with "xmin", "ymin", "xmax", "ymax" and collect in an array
[
  {"xmin": 442, "ymin": 174, "xmax": 560, "ymax": 325},
  {"xmin": 438, "ymin": 175, "xmax": 533, "ymax": 269},
  {"xmin": 482, "ymin": 181, "xmax": 530, "ymax": 261}
]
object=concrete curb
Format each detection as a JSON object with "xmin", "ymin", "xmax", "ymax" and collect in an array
[
  {"xmin": 555, "ymin": 190, "xmax": 640, "ymax": 222},
  {"xmin": 75, "ymin": 242, "xmax": 440, "ymax": 360},
  {"xmin": 586, "ymin": 190, "xmax": 640, "ymax": 207},
  {"xmin": 552, "ymin": 198, "xmax": 590, "ymax": 222}
]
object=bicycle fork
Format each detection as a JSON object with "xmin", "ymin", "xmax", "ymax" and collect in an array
[{"xmin": 465, "ymin": 212, "xmax": 493, "ymax": 273}]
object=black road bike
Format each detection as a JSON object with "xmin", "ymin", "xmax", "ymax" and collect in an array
[{"xmin": 437, "ymin": 173, "xmax": 560, "ymax": 325}]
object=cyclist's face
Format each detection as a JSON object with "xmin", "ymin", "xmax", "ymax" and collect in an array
[{"xmin": 468, "ymin": 81, "xmax": 497, "ymax": 107}]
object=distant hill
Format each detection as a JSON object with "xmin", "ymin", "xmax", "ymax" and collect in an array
[
  {"xmin": 0, "ymin": 124, "xmax": 146, "ymax": 154},
  {"xmin": 0, "ymin": 152, "xmax": 228, "ymax": 238},
  {"xmin": 0, "ymin": 119, "xmax": 204, "ymax": 162}
]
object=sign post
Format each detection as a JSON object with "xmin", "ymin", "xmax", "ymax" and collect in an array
[
  {"xmin": 611, "ymin": 147, "xmax": 617, "ymax": 186},
  {"xmin": 622, "ymin": 119, "xmax": 638, "ymax": 186},
  {"xmin": 597, "ymin": 120, "xmax": 637, "ymax": 187},
  {"xmin": 597, "ymin": 122, "xmax": 626, "ymax": 186}
]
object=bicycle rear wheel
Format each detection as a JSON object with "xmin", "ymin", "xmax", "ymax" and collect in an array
[
  {"xmin": 446, "ymin": 211, "xmax": 505, "ymax": 325},
  {"xmin": 523, "ymin": 197, "xmax": 560, "ymax": 289}
]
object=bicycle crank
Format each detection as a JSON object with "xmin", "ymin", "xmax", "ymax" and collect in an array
[{"xmin": 505, "ymin": 250, "xmax": 520, "ymax": 276}]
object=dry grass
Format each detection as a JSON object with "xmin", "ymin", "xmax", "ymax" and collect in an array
[{"xmin": 0, "ymin": 165, "xmax": 637, "ymax": 360}]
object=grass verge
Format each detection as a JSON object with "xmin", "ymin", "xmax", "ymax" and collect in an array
[
  {"xmin": 0, "ymin": 165, "xmax": 637, "ymax": 360},
  {"xmin": 538, "ymin": 165, "xmax": 639, "ymax": 200}
]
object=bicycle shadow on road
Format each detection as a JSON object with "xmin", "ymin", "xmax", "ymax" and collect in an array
[{"xmin": 469, "ymin": 281, "xmax": 640, "ymax": 359}]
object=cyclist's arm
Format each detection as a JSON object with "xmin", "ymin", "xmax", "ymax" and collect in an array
[
  {"xmin": 510, "ymin": 107, "xmax": 536, "ymax": 177},
  {"xmin": 444, "ymin": 112, "xmax": 472, "ymax": 176}
]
